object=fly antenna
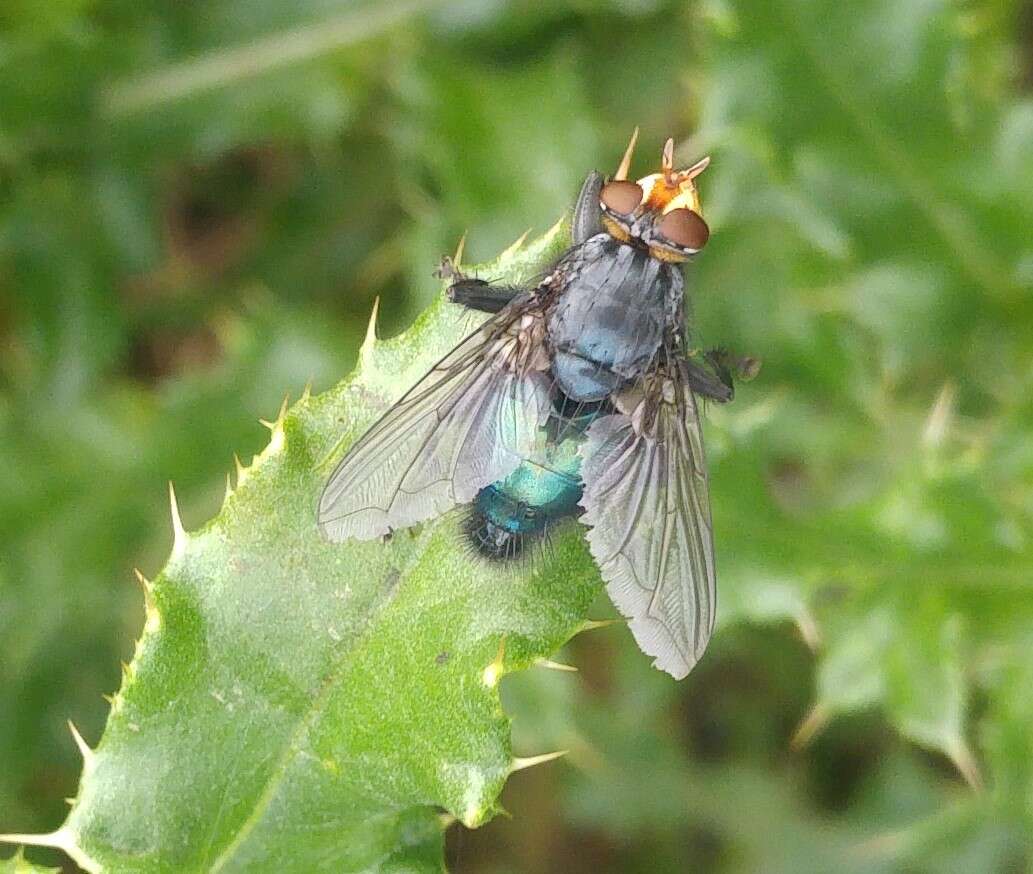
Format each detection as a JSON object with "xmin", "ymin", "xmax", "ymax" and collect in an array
[
  {"xmin": 683, "ymin": 155, "xmax": 710, "ymax": 182},
  {"xmin": 661, "ymin": 137, "xmax": 675, "ymax": 185}
]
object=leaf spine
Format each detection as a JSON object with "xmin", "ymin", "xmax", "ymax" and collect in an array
[
  {"xmin": 260, "ymin": 394, "xmax": 289, "ymax": 433},
  {"xmin": 510, "ymin": 749, "xmax": 568, "ymax": 773},
  {"xmin": 577, "ymin": 617, "xmax": 623, "ymax": 634},
  {"xmin": 67, "ymin": 720, "xmax": 95, "ymax": 769},
  {"xmin": 168, "ymin": 481, "xmax": 187, "ymax": 560},
  {"xmin": 543, "ymin": 214, "xmax": 565, "ymax": 242},
  {"xmin": 613, "ymin": 126, "xmax": 639, "ymax": 180},
  {"xmin": 452, "ymin": 233, "xmax": 466, "ymax": 269},
  {"xmin": 535, "ymin": 658, "xmax": 578, "ymax": 673},
  {"xmin": 359, "ymin": 297, "xmax": 381, "ymax": 366},
  {"xmin": 481, "ymin": 636, "xmax": 507, "ymax": 688},
  {"xmin": 499, "ymin": 227, "xmax": 532, "ymax": 260},
  {"xmin": 134, "ymin": 568, "xmax": 161, "ymax": 634},
  {"xmin": 233, "ymin": 453, "xmax": 249, "ymax": 489}
]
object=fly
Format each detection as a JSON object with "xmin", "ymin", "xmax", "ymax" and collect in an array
[{"xmin": 318, "ymin": 131, "xmax": 757, "ymax": 679}]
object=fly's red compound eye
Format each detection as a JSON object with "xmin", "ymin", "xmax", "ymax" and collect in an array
[
  {"xmin": 600, "ymin": 181, "xmax": 643, "ymax": 215},
  {"xmin": 658, "ymin": 208, "xmax": 709, "ymax": 251}
]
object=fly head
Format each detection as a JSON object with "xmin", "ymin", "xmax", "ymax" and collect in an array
[{"xmin": 597, "ymin": 132, "xmax": 712, "ymax": 262}]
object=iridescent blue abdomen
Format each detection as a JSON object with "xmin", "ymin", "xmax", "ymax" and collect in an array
[{"xmin": 467, "ymin": 416, "xmax": 591, "ymax": 559}]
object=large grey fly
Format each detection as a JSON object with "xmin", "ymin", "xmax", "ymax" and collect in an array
[{"xmin": 318, "ymin": 131, "xmax": 757, "ymax": 679}]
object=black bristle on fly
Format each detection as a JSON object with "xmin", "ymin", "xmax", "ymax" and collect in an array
[
  {"xmin": 463, "ymin": 507, "xmax": 536, "ymax": 562},
  {"xmin": 459, "ymin": 503, "xmax": 568, "ymax": 569}
]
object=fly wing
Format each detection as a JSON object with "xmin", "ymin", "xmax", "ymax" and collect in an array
[
  {"xmin": 579, "ymin": 371, "xmax": 716, "ymax": 679},
  {"xmin": 318, "ymin": 304, "xmax": 551, "ymax": 542}
]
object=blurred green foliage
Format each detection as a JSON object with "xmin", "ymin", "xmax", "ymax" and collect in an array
[
  {"xmin": 1, "ymin": 0, "xmax": 1031, "ymax": 871},
  {"xmin": 0, "ymin": 848, "xmax": 59, "ymax": 874}
]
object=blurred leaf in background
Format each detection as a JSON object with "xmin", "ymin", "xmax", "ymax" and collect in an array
[{"xmin": 1, "ymin": 0, "xmax": 1032, "ymax": 871}]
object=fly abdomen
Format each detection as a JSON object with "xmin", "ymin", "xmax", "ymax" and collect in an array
[{"xmin": 467, "ymin": 450, "xmax": 584, "ymax": 561}]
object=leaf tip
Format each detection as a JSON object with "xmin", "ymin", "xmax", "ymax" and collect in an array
[
  {"xmin": 510, "ymin": 749, "xmax": 568, "ymax": 774},
  {"xmin": 263, "ymin": 420, "xmax": 286, "ymax": 458},
  {"xmin": 614, "ymin": 125, "xmax": 640, "ymax": 181},
  {"xmin": 459, "ymin": 797, "xmax": 504, "ymax": 829},
  {"xmin": 360, "ymin": 297, "xmax": 381, "ymax": 364},
  {"xmin": 535, "ymin": 658, "xmax": 578, "ymax": 673},
  {"xmin": 500, "ymin": 227, "xmax": 532, "ymax": 260},
  {"xmin": 577, "ymin": 617, "xmax": 622, "ymax": 635},
  {"xmin": 544, "ymin": 214, "xmax": 566, "ymax": 243},
  {"xmin": 233, "ymin": 453, "xmax": 249, "ymax": 489},
  {"xmin": 67, "ymin": 720, "xmax": 95, "ymax": 768},
  {"xmin": 257, "ymin": 396, "xmax": 290, "ymax": 458},
  {"xmin": 132, "ymin": 566, "xmax": 151, "ymax": 592},
  {"xmin": 168, "ymin": 481, "xmax": 188, "ymax": 559},
  {"xmin": 453, "ymin": 233, "xmax": 467, "ymax": 268},
  {"xmin": 133, "ymin": 568, "xmax": 161, "ymax": 634},
  {"xmin": 260, "ymin": 394, "xmax": 290, "ymax": 434},
  {"xmin": 481, "ymin": 636, "xmax": 507, "ymax": 688}
]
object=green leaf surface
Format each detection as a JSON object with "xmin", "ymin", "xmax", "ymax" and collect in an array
[{"xmin": 4, "ymin": 224, "xmax": 600, "ymax": 872}]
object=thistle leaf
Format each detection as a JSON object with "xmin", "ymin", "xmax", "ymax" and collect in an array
[{"xmin": 20, "ymin": 222, "xmax": 600, "ymax": 872}]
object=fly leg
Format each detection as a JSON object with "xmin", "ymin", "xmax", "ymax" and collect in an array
[
  {"xmin": 447, "ymin": 279, "xmax": 526, "ymax": 313},
  {"xmin": 435, "ymin": 256, "xmax": 527, "ymax": 314},
  {"xmin": 684, "ymin": 348, "xmax": 761, "ymax": 403}
]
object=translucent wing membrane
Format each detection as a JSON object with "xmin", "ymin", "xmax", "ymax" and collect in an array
[
  {"xmin": 319, "ymin": 305, "xmax": 551, "ymax": 541},
  {"xmin": 579, "ymin": 371, "xmax": 716, "ymax": 679}
]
